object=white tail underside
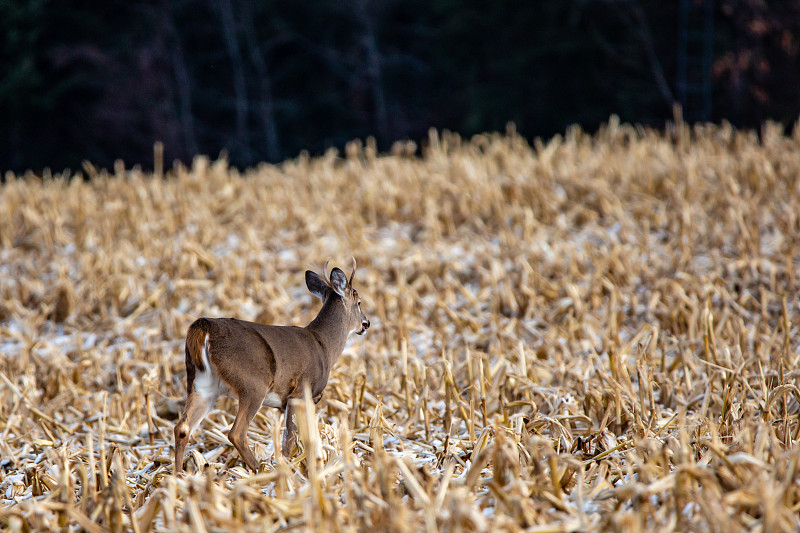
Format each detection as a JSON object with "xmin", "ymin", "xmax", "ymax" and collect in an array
[{"xmin": 189, "ymin": 334, "xmax": 229, "ymax": 436}]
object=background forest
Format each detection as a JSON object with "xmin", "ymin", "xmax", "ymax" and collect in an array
[{"xmin": 2, "ymin": 0, "xmax": 799, "ymax": 173}]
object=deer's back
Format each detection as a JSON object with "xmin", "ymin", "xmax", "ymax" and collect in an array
[{"xmin": 187, "ymin": 317, "xmax": 325, "ymax": 398}]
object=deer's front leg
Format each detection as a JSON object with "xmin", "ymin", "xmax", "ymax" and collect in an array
[{"xmin": 282, "ymin": 401, "xmax": 298, "ymax": 458}]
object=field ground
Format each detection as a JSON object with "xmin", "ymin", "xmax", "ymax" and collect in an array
[{"xmin": 2, "ymin": 120, "xmax": 800, "ymax": 531}]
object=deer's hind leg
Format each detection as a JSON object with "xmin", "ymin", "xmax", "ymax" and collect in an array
[
  {"xmin": 228, "ymin": 387, "xmax": 267, "ymax": 471},
  {"xmin": 174, "ymin": 392, "xmax": 214, "ymax": 473},
  {"xmin": 175, "ymin": 335, "xmax": 225, "ymax": 473}
]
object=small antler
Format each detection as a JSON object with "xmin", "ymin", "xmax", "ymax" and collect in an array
[
  {"xmin": 322, "ymin": 258, "xmax": 331, "ymax": 284},
  {"xmin": 349, "ymin": 257, "xmax": 357, "ymax": 287}
]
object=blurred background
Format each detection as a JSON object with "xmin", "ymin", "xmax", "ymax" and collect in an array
[{"xmin": 2, "ymin": 0, "xmax": 798, "ymax": 174}]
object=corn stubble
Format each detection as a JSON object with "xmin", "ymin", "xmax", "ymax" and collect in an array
[{"xmin": 2, "ymin": 119, "xmax": 800, "ymax": 531}]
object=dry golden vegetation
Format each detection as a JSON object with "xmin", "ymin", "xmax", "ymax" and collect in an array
[{"xmin": 2, "ymin": 119, "xmax": 800, "ymax": 532}]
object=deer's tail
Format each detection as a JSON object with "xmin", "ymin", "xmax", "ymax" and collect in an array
[{"xmin": 184, "ymin": 319, "xmax": 213, "ymax": 395}]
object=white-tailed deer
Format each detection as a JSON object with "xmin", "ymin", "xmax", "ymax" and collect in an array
[{"xmin": 174, "ymin": 259, "xmax": 369, "ymax": 472}]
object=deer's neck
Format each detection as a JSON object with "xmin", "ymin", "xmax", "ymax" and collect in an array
[{"xmin": 306, "ymin": 296, "xmax": 350, "ymax": 365}]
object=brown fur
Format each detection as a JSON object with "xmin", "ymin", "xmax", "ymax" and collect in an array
[
  {"xmin": 174, "ymin": 264, "xmax": 370, "ymax": 473},
  {"xmin": 184, "ymin": 344, "xmax": 196, "ymax": 397}
]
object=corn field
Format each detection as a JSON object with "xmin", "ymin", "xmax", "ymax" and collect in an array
[{"xmin": 2, "ymin": 119, "xmax": 800, "ymax": 531}]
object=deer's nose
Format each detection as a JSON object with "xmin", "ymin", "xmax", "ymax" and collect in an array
[{"xmin": 363, "ymin": 319, "xmax": 370, "ymax": 330}]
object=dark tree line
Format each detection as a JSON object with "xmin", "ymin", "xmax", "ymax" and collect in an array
[{"xmin": 2, "ymin": 0, "xmax": 799, "ymax": 174}]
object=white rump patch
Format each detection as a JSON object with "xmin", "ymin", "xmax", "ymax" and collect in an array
[{"xmin": 262, "ymin": 392, "xmax": 282, "ymax": 408}]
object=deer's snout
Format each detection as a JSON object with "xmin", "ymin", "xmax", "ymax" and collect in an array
[{"xmin": 358, "ymin": 318, "xmax": 370, "ymax": 335}]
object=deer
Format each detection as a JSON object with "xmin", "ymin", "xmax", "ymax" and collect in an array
[{"xmin": 173, "ymin": 259, "xmax": 370, "ymax": 473}]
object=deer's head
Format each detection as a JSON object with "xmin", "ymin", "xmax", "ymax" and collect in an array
[{"xmin": 306, "ymin": 258, "xmax": 370, "ymax": 335}]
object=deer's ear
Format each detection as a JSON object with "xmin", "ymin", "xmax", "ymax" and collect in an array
[
  {"xmin": 329, "ymin": 268, "xmax": 348, "ymax": 297},
  {"xmin": 306, "ymin": 271, "xmax": 328, "ymax": 300}
]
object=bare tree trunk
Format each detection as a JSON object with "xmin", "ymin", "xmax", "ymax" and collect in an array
[
  {"xmin": 629, "ymin": 2, "xmax": 674, "ymax": 107},
  {"xmin": 241, "ymin": 1, "xmax": 281, "ymax": 161},
  {"xmin": 356, "ymin": 0, "xmax": 390, "ymax": 146},
  {"xmin": 166, "ymin": 15, "xmax": 199, "ymax": 158},
  {"xmin": 215, "ymin": 0, "xmax": 250, "ymax": 159},
  {"xmin": 588, "ymin": 0, "xmax": 674, "ymax": 110}
]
